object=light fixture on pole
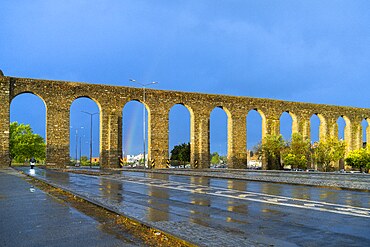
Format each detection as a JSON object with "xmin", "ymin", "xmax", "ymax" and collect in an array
[
  {"xmin": 71, "ymin": 126, "xmax": 78, "ymax": 165},
  {"xmin": 79, "ymin": 127, "xmax": 84, "ymax": 166},
  {"xmin": 75, "ymin": 128, "xmax": 78, "ymax": 165},
  {"xmin": 129, "ymin": 79, "xmax": 158, "ymax": 168},
  {"xmin": 82, "ymin": 111, "xmax": 98, "ymax": 168}
]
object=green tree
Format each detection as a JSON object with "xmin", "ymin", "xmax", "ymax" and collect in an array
[
  {"xmin": 312, "ymin": 137, "xmax": 346, "ymax": 171},
  {"xmin": 211, "ymin": 152, "xmax": 220, "ymax": 165},
  {"xmin": 262, "ymin": 134, "xmax": 286, "ymax": 170},
  {"xmin": 10, "ymin": 122, "xmax": 46, "ymax": 163},
  {"xmin": 170, "ymin": 143, "xmax": 190, "ymax": 163},
  {"xmin": 282, "ymin": 133, "xmax": 311, "ymax": 169},
  {"xmin": 80, "ymin": 156, "xmax": 89, "ymax": 166},
  {"xmin": 345, "ymin": 148, "xmax": 370, "ymax": 173}
]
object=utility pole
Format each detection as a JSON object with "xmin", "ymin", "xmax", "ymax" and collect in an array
[
  {"xmin": 82, "ymin": 111, "xmax": 98, "ymax": 168},
  {"xmin": 129, "ymin": 79, "xmax": 158, "ymax": 168}
]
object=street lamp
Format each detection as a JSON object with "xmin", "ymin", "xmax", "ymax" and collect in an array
[
  {"xmin": 79, "ymin": 127, "xmax": 84, "ymax": 166},
  {"xmin": 82, "ymin": 111, "xmax": 98, "ymax": 168},
  {"xmin": 129, "ymin": 79, "xmax": 158, "ymax": 168},
  {"xmin": 71, "ymin": 126, "xmax": 82, "ymax": 166},
  {"xmin": 75, "ymin": 128, "xmax": 78, "ymax": 164}
]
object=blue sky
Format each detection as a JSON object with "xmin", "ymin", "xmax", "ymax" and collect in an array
[{"xmin": 2, "ymin": 1, "xmax": 370, "ymax": 157}]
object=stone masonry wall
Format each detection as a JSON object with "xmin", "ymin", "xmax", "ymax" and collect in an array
[{"xmin": 1, "ymin": 74, "xmax": 370, "ymax": 169}]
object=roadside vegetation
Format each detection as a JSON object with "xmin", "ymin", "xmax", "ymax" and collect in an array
[
  {"xmin": 10, "ymin": 121, "xmax": 369, "ymax": 172},
  {"xmin": 10, "ymin": 122, "xmax": 46, "ymax": 165},
  {"xmin": 258, "ymin": 133, "xmax": 370, "ymax": 172},
  {"xmin": 345, "ymin": 148, "xmax": 370, "ymax": 173}
]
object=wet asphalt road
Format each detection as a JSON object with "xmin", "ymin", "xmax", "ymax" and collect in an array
[
  {"xmin": 0, "ymin": 169, "xmax": 142, "ymax": 247},
  {"xmin": 19, "ymin": 167, "xmax": 370, "ymax": 246}
]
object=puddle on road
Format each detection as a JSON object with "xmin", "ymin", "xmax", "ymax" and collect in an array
[{"xmin": 22, "ymin": 175, "xmax": 193, "ymax": 247}]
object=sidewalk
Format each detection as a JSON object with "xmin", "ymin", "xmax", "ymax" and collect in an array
[{"xmin": 0, "ymin": 168, "xmax": 141, "ymax": 247}]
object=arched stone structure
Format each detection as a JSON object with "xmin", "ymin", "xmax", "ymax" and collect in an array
[{"xmin": 1, "ymin": 74, "xmax": 370, "ymax": 169}]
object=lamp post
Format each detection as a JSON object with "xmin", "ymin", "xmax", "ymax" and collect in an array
[
  {"xmin": 82, "ymin": 111, "xmax": 98, "ymax": 168},
  {"xmin": 129, "ymin": 79, "xmax": 158, "ymax": 168},
  {"xmin": 79, "ymin": 126, "xmax": 84, "ymax": 166},
  {"xmin": 71, "ymin": 126, "xmax": 81, "ymax": 166},
  {"xmin": 79, "ymin": 135, "xmax": 82, "ymax": 165},
  {"xmin": 75, "ymin": 128, "xmax": 78, "ymax": 165}
]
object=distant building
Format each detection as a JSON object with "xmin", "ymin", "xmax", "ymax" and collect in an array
[
  {"xmin": 91, "ymin": 157, "xmax": 99, "ymax": 163},
  {"xmin": 126, "ymin": 154, "xmax": 147, "ymax": 163}
]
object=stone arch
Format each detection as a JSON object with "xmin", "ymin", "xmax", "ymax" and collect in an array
[
  {"xmin": 209, "ymin": 105, "xmax": 231, "ymax": 168},
  {"xmin": 310, "ymin": 114, "xmax": 321, "ymax": 143},
  {"xmin": 168, "ymin": 102, "xmax": 195, "ymax": 126},
  {"xmin": 122, "ymin": 99, "xmax": 152, "ymax": 116},
  {"xmin": 168, "ymin": 103, "xmax": 192, "ymax": 166},
  {"xmin": 11, "ymin": 91, "xmax": 47, "ymax": 107},
  {"xmin": 10, "ymin": 92, "xmax": 47, "ymax": 165},
  {"xmin": 246, "ymin": 109, "xmax": 265, "ymax": 150},
  {"xmin": 121, "ymin": 100, "xmax": 151, "ymax": 165},
  {"xmin": 69, "ymin": 97, "xmax": 101, "ymax": 166},
  {"xmin": 279, "ymin": 111, "xmax": 297, "ymax": 140},
  {"xmin": 246, "ymin": 109, "xmax": 265, "ymax": 169},
  {"xmin": 72, "ymin": 95, "xmax": 103, "ymax": 113}
]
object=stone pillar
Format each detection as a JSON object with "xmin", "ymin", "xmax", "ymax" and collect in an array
[
  {"xmin": 265, "ymin": 115, "xmax": 280, "ymax": 137},
  {"xmin": 325, "ymin": 116, "xmax": 341, "ymax": 170},
  {"xmin": 0, "ymin": 76, "xmax": 11, "ymax": 167},
  {"xmin": 343, "ymin": 117, "xmax": 352, "ymax": 154},
  {"xmin": 148, "ymin": 107, "xmax": 169, "ymax": 169},
  {"xmin": 296, "ymin": 114, "xmax": 311, "ymax": 140},
  {"xmin": 366, "ymin": 119, "xmax": 370, "ymax": 149},
  {"xmin": 318, "ymin": 115, "xmax": 328, "ymax": 141},
  {"xmin": 227, "ymin": 112, "xmax": 247, "ymax": 169},
  {"xmin": 326, "ymin": 117, "xmax": 338, "ymax": 139},
  {"xmin": 261, "ymin": 113, "xmax": 280, "ymax": 170},
  {"xmin": 100, "ymin": 107, "xmax": 122, "ymax": 169},
  {"xmin": 191, "ymin": 110, "xmax": 210, "ymax": 169},
  {"xmin": 45, "ymin": 99, "xmax": 71, "ymax": 168},
  {"xmin": 349, "ymin": 118, "xmax": 362, "ymax": 151}
]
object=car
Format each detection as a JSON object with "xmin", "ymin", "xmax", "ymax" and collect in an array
[
  {"xmin": 349, "ymin": 170, "xmax": 361, "ymax": 174},
  {"xmin": 292, "ymin": 168, "xmax": 303, "ymax": 171},
  {"xmin": 306, "ymin": 169, "xmax": 317, "ymax": 172}
]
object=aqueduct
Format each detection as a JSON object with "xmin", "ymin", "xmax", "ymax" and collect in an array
[{"xmin": 1, "ymin": 72, "xmax": 370, "ymax": 169}]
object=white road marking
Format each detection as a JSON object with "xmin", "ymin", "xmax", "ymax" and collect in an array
[{"xmin": 103, "ymin": 174, "xmax": 370, "ymax": 218}]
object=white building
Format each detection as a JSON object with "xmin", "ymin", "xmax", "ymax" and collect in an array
[{"xmin": 126, "ymin": 154, "xmax": 147, "ymax": 163}]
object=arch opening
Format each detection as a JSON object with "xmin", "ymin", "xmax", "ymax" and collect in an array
[
  {"xmin": 168, "ymin": 104, "xmax": 191, "ymax": 168},
  {"xmin": 362, "ymin": 119, "xmax": 368, "ymax": 148},
  {"xmin": 280, "ymin": 112, "xmax": 293, "ymax": 141},
  {"xmin": 337, "ymin": 116, "xmax": 346, "ymax": 141},
  {"xmin": 70, "ymin": 97, "xmax": 100, "ymax": 167},
  {"xmin": 210, "ymin": 107, "xmax": 228, "ymax": 168},
  {"xmin": 10, "ymin": 93, "xmax": 46, "ymax": 165},
  {"xmin": 310, "ymin": 114, "xmax": 320, "ymax": 143},
  {"xmin": 122, "ymin": 100, "xmax": 149, "ymax": 167},
  {"xmin": 246, "ymin": 109, "xmax": 263, "ymax": 169}
]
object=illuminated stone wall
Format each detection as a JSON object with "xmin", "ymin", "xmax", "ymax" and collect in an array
[{"xmin": 1, "ymin": 73, "xmax": 370, "ymax": 169}]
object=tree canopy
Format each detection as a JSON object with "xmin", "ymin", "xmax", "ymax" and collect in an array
[
  {"xmin": 10, "ymin": 122, "xmax": 46, "ymax": 163},
  {"xmin": 312, "ymin": 137, "xmax": 346, "ymax": 171},
  {"xmin": 262, "ymin": 134, "xmax": 285, "ymax": 170},
  {"xmin": 282, "ymin": 133, "xmax": 311, "ymax": 169},
  {"xmin": 170, "ymin": 142, "xmax": 190, "ymax": 163},
  {"xmin": 345, "ymin": 148, "xmax": 370, "ymax": 172},
  {"xmin": 211, "ymin": 152, "xmax": 220, "ymax": 165}
]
